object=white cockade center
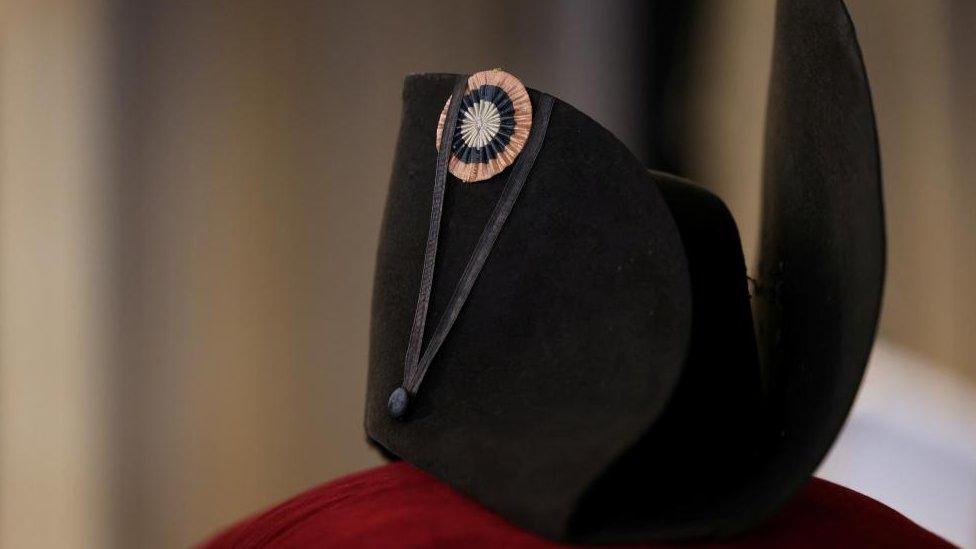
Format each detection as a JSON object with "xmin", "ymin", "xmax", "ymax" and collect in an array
[{"xmin": 459, "ymin": 100, "xmax": 502, "ymax": 149}]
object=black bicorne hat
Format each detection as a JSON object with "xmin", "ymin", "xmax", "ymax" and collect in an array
[{"xmin": 365, "ymin": 0, "xmax": 884, "ymax": 542}]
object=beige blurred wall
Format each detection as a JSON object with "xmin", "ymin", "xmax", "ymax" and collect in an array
[
  {"xmin": 848, "ymin": 0, "xmax": 976, "ymax": 378},
  {"xmin": 1, "ymin": 1, "xmax": 972, "ymax": 548},
  {"xmin": 1, "ymin": 1, "xmax": 112, "ymax": 547}
]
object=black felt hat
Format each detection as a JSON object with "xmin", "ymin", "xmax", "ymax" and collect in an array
[{"xmin": 365, "ymin": 0, "xmax": 884, "ymax": 543}]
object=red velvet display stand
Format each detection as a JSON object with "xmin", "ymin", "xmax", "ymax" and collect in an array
[{"xmin": 202, "ymin": 462, "xmax": 950, "ymax": 548}]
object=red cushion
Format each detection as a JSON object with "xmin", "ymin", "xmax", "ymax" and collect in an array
[{"xmin": 201, "ymin": 462, "xmax": 949, "ymax": 548}]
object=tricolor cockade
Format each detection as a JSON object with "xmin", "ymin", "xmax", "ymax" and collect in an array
[{"xmin": 435, "ymin": 69, "xmax": 532, "ymax": 182}]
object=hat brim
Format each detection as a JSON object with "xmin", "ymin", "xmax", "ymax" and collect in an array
[{"xmin": 746, "ymin": 0, "xmax": 885, "ymax": 536}]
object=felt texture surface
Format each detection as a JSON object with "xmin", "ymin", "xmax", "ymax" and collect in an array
[
  {"xmin": 569, "ymin": 174, "xmax": 764, "ymax": 541},
  {"xmin": 364, "ymin": 0, "xmax": 884, "ymax": 542},
  {"xmin": 368, "ymin": 74, "xmax": 763, "ymax": 540},
  {"xmin": 201, "ymin": 462, "xmax": 950, "ymax": 548},
  {"xmin": 367, "ymin": 73, "xmax": 695, "ymax": 540}
]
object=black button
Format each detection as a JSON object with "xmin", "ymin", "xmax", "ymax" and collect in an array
[{"xmin": 388, "ymin": 387, "xmax": 409, "ymax": 419}]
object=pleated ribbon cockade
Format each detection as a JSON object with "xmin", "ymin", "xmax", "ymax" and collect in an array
[{"xmin": 436, "ymin": 69, "xmax": 533, "ymax": 182}]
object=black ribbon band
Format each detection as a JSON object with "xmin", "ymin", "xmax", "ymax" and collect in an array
[{"xmin": 390, "ymin": 80, "xmax": 555, "ymax": 419}]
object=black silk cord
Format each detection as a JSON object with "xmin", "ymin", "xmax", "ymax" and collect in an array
[
  {"xmin": 399, "ymin": 77, "xmax": 468, "ymax": 398},
  {"xmin": 398, "ymin": 81, "xmax": 555, "ymax": 411}
]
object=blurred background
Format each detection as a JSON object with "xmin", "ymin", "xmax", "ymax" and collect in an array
[{"xmin": 1, "ymin": 0, "xmax": 974, "ymax": 547}]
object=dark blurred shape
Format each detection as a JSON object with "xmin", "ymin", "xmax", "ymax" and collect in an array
[{"xmin": 638, "ymin": 1, "xmax": 702, "ymax": 174}]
